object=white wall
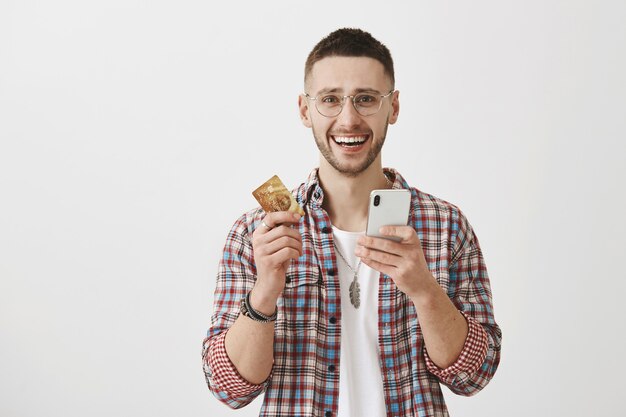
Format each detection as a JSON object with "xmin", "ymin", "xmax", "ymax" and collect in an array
[{"xmin": 1, "ymin": 1, "xmax": 625, "ymax": 416}]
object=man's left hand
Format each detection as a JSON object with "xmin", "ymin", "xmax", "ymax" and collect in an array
[{"xmin": 355, "ymin": 226, "xmax": 437, "ymax": 299}]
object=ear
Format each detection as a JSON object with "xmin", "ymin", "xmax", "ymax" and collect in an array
[
  {"xmin": 388, "ymin": 90, "xmax": 400, "ymax": 125},
  {"xmin": 298, "ymin": 94, "xmax": 313, "ymax": 128}
]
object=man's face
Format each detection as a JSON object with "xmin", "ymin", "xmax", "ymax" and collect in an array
[{"xmin": 299, "ymin": 56, "xmax": 399, "ymax": 177}]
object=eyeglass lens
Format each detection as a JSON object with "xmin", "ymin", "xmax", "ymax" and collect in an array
[{"xmin": 315, "ymin": 93, "xmax": 384, "ymax": 117}]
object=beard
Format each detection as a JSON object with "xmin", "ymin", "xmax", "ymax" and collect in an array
[{"xmin": 312, "ymin": 122, "xmax": 389, "ymax": 178}]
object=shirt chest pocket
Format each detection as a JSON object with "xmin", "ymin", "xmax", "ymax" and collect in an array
[{"xmin": 275, "ymin": 263, "xmax": 322, "ymax": 336}]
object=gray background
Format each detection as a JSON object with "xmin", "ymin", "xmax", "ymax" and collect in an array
[{"xmin": 1, "ymin": 0, "xmax": 625, "ymax": 416}]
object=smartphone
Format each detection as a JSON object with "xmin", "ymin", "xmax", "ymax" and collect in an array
[{"xmin": 366, "ymin": 189, "xmax": 411, "ymax": 241}]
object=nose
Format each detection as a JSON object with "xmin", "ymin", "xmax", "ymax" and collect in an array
[{"xmin": 336, "ymin": 97, "xmax": 362, "ymax": 127}]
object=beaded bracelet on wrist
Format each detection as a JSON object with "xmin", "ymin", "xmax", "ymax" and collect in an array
[{"xmin": 240, "ymin": 291, "xmax": 277, "ymax": 322}]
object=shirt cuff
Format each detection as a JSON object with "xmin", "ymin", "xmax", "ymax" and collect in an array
[
  {"xmin": 208, "ymin": 331, "xmax": 265, "ymax": 397},
  {"xmin": 424, "ymin": 311, "xmax": 489, "ymax": 384}
]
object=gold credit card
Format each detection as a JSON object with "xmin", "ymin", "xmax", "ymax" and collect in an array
[{"xmin": 252, "ymin": 175, "xmax": 305, "ymax": 215}]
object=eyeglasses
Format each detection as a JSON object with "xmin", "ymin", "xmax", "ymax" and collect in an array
[{"xmin": 304, "ymin": 90, "xmax": 395, "ymax": 117}]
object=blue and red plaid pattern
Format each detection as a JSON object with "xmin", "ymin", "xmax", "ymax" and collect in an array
[{"xmin": 203, "ymin": 168, "xmax": 502, "ymax": 416}]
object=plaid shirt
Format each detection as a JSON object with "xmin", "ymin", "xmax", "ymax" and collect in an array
[{"xmin": 203, "ymin": 168, "xmax": 502, "ymax": 417}]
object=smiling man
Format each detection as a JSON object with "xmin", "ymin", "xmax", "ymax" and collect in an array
[{"xmin": 203, "ymin": 28, "xmax": 502, "ymax": 417}]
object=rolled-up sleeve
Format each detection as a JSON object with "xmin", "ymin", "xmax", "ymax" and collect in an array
[
  {"xmin": 424, "ymin": 312, "xmax": 490, "ymax": 385},
  {"xmin": 202, "ymin": 332, "xmax": 266, "ymax": 407},
  {"xmin": 430, "ymin": 208, "xmax": 502, "ymax": 396},
  {"xmin": 202, "ymin": 211, "xmax": 269, "ymax": 408}
]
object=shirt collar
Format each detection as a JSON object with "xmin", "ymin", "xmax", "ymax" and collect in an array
[{"xmin": 298, "ymin": 167, "xmax": 411, "ymax": 208}]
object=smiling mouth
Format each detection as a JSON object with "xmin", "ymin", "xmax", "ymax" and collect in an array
[{"xmin": 331, "ymin": 134, "xmax": 369, "ymax": 147}]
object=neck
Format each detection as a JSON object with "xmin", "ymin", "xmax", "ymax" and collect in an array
[{"xmin": 318, "ymin": 159, "xmax": 391, "ymax": 232}]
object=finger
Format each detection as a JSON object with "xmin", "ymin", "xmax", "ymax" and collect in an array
[
  {"xmin": 260, "ymin": 211, "xmax": 302, "ymax": 231},
  {"xmin": 355, "ymin": 244, "xmax": 401, "ymax": 268},
  {"xmin": 263, "ymin": 225, "xmax": 302, "ymax": 245},
  {"xmin": 253, "ymin": 224, "xmax": 302, "ymax": 255},
  {"xmin": 357, "ymin": 235, "xmax": 402, "ymax": 254},
  {"xmin": 359, "ymin": 256, "xmax": 396, "ymax": 277},
  {"xmin": 254, "ymin": 212, "xmax": 302, "ymax": 240},
  {"xmin": 378, "ymin": 225, "xmax": 417, "ymax": 243},
  {"xmin": 258, "ymin": 235, "xmax": 303, "ymax": 257},
  {"xmin": 270, "ymin": 246, "xmax": 302, "ymax": 265}
]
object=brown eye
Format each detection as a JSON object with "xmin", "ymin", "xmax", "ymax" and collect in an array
[
  {"xmin": 321, "ymin": 95, "xmax": 340, "ymax": 104},
  {"xmin": 355, "ymin": 94, "xmax": 377, "ymax": 104}
]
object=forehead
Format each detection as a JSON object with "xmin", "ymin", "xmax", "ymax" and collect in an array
[{"xmin": 307, "ymin": 56, "xmax": 390, "ymax": 94}]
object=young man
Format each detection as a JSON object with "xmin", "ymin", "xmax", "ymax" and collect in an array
[{"xmin": 203, "ymin": 28, "xmax": 501, "ymax": 417}]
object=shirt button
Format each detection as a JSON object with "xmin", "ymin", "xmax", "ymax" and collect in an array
[
  {"xmin": 325, "ymin": 411, "xmax": 332, "ymax": 417},
  {"xmin": 328, "ymin": 364, "xmax": 336, "ymax": 372},
  {"xmin": 314, "ymin": 191, "xmax": 321, "ymax": 199},
  {"xmin": 329, "ymin": 316, "xmax": 337, "ymax": 324},
  {"xmin": 321, "ymin": 226, "xmax": 332, "ymax": 234},
  {"xmin": 328, "ymin": 269, "xmax": 336, "ymax": 276},
  {"xmin": 285, "ymin": 276, "xmax": 291, "ymax": 284}
]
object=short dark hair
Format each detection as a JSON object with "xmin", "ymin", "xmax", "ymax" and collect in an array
[{"xmin": 305, "ymin": 28, "xmax": 395, "ymax": 87}]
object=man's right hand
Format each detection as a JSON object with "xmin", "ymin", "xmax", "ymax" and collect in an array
[{"xmin": 250, "ymin": 211, "xmax": 303, "ymax": 315}]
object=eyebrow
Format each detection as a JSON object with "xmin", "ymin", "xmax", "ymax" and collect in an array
[{"xmin": 315, "ymin": 87, "xmax": 383, "ymax": 95}]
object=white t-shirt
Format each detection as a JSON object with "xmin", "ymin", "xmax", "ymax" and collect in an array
[{"xmin": 333, "ymin": 227, "xmax": 387, "ymax": 417}]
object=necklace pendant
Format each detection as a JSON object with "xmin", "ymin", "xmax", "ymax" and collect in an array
[
  {"xmin": 349, "ymin": 277, "xmax": 361, "ymax": 309},
  {"xmin": 333, "ymin": 243, "xmax": 362, "ymax": 309}
]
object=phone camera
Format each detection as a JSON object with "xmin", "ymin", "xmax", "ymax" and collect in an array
[{"xmin": 374, "ymin": 195, "xmax": 380, "ymax": 206}]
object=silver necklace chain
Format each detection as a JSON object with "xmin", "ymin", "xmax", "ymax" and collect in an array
[
  {"xmin": 333, "ymin": 242, "xmax": 362, "ymax": 309},
  {"xmin": 329, "ymin": 173, "xmax": 392, "ymax": 309}
]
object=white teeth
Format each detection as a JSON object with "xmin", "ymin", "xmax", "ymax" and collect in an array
[{"xmin": 333, "ymin": 135, "xmax": 367, "ymax": 144}]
